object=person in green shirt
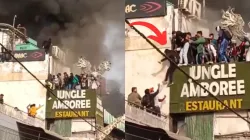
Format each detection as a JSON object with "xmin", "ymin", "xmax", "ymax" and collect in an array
[
  {"xmin": 191, "ymin": 31, "xmax": 206, "ymax": 64},
  {"xmin": 72, "ymin": 74, "xmax": 79, "ymax": 89}
]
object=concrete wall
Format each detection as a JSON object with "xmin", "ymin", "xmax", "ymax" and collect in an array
[
  {"xmin": 125, "ymin": 16, "xmax": 171, "ymax": 130},
  {"xmin": 214, "ymin": 112, "xmax": 250, "ymax": 136},
  {"xmin": 49, "ymin": 56, "xmax": 71, "ymax": 75},
  {"xmin": 125, "ymin": 16, "xmax": 172, "ymax": 49},
  {"xmin": 173, "ymin": 9, "xmax": 210, "ymax": 36},
  {"xmin": 0, "ymin": 55, "xmax": 49, "ymax": 119},
  {"xmin": 0, "ymin": 114, "xmax": 20, "ymax": 140}
]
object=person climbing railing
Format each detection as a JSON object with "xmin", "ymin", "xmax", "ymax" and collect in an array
[{"xmin": 0, "ymin": 103, "xmax": 45, "ymax": 128}]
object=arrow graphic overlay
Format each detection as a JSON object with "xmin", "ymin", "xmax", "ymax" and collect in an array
[{"xmin": 129, "ymin": 21, "xmax": 167, "ymax": 45}]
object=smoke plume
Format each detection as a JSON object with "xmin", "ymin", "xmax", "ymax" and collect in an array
[{"xmin": 0, "ymin": 0, "xmax": 125, "ymax": 114}]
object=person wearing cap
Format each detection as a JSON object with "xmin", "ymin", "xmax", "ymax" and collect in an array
[
  {"xmin": 216, "ymin": 26, "xmax": 232, "ymax": 63},
  {"xmin": 0, "ymin": 94, "xmax": 4, "ymax": 104}
]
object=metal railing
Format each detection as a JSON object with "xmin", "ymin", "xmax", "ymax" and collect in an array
[
  {"xmin": 125, "ymin": 100, "xmax": 169, "ymax": 131},
  {"xmin": 0, "ymin": 103, "xmax": 45, "ymax": 128}
]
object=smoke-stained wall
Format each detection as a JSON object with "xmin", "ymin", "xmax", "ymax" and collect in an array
[
  {"xmin": 49, "ymin": 56, "xmax": 70, "ymax": 75},
  {"xmin": 173, "ymin": 9, "xmax": 209, "ymax": 36}
]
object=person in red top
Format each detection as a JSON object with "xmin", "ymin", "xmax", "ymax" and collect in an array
[
  {"xmin": 238, "ymin": 39, "xmax": 247, "ymax": 62},
  {"xmin": 230, "ymin": 42, "xmax": 238, "ymax": 62}
]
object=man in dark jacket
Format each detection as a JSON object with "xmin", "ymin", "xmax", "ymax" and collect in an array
[
  {"xmin": 141, "ymin": 84, "xmax": 160, "ymax": 114},
  {"xmin": 171, "ymin": 31, "xmax": 177, "ymax": 50},
  {"xmin": 42, "ymin": 38, "xmax": 52, "ymax": 54},
  {"xmin": 216, "ymin": 26, "xmax": 232, "ymax": 63},
  {"xmin": 159, "ymin": 49, "xmax": 179, "ymax": 86}
]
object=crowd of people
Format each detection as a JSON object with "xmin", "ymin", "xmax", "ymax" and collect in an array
[
  {"xmin": 157, "ymin": 26, "xmax": 250, "ymax": 86},
  {"xmin": 45, "ymin": 72, "xmax": 100, "ymax": 90},
  {"xmin": 128, "ymin": 26, "xmax": 250, "ymax": 116},
  {"xmin": 128, "ymin": 84, "xmax": 166, "ymax": 117},
  {"xmin": 167, "ymin": 26, "xmax": 250, "ymax": 66}
]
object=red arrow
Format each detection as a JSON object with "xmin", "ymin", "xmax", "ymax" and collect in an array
[{"xmin": 129, "ymin": 21, "xmax": 167, "ymax": 45}]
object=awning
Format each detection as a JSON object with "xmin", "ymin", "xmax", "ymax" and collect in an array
[
  {"xmin": 125, "ymin": 121, "xmax": 191, "ymax": 140},
  {"xmin": 16, "ymin": 122, "xmax": 68, "ymax": 140}
]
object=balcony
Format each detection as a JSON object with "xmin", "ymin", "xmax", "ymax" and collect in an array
[
  {"xmin": 0, "ymin": 103, "xmax": 45, "ymax": 128},
  {"xmin": 125, "ymin": 101, "xmax": 169, "ymax": 131}
]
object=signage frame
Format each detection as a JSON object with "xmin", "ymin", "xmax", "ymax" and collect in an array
[
  {"xmin": 11, "ymin": 49, "xmax": 46, "ymax": 62},
  {"xmin": 170, "ymin": 62, "xmax": 250, "ymax": 114},
  {"xmin": 45, "ymin": 89, "xmax": 97, "ymax": 119},
  {"xmin": 125, "ymin": 0, "xmax": 166, "ymax": 19}
]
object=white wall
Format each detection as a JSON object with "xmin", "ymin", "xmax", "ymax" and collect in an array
[
  {"xmin": 173, "ymin": 9, "xmax": 209, "ymax": 36},
  {"xmin": 71, "ymin": 119, "xmax": 96, "ymax": 132},
  {"xmin": 49, "ymin": 56, "xmax": 71, "ymax": 75},
  {"xmin": 125, "ymin": 4, "xmax": 180, "ymax": 131},
  {"xmin": 125, "ymin": 48, "xmax": 170, "ymax": 113},
  {"xmin": 125, "ymin": 16, "xmax": 172, "ymax": 49},
  {"xmin": 125, "ymin": 17, "xmax": 171, "ymax": 130},
  {"xmin": 214, "ymin": 112, "xmax": 250, "ymax": 136},
  {"xmin": 0, "ymin": 55, "xmax": 49, "ymax": 119},
  {"xmin": 0, "ymin": 31, "xmax": 10, "ymax": 49}
]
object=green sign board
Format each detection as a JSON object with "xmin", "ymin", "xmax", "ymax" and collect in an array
[
  {"xmin": 170, "ymin": 62, "xmax": 250, "ymax": 114},
  {"xmin": 46, "ymin": 89, "xmax": 97, "ymax": 119},
  {"xmin": 96, "ymin": 96, "xmax": 104, "ymax": 127},
  {"xmin": 15, "ymin": 43, "xmax": 39, "ymax": 51}
]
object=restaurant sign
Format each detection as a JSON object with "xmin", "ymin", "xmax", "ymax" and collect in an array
[
  {"xmin": 46, "ymin": 89, "xmax": 97, "ymax": 119},
  {"xmin": 170, "ymin": 63, "xmax": 250, "ymax": 113}
]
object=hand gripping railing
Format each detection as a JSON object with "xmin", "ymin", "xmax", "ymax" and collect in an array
[
  {"xmin": 125, "ymin": 100, "xmax": 169, "ymax": 131},
  {"xmin": 0, "ymin": 103, "xmax": 45, "ymax": 128}
]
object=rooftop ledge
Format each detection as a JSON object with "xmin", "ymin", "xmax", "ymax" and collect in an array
[{"xmin": 0, "ymin": 103, "xmax": 45, "ymax": 128}]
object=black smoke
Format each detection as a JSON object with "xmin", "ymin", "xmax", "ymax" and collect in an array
[
  {"xmin": 0, "ymin": 0, "xmax": 124, "ymax": 63},
  {"xmin": 102, "ymin": 80, "xmax": 125, "ymax": 116},
  {"xmin": 0, "ymin": 0, "xmax": 125, "ymax": 115}
]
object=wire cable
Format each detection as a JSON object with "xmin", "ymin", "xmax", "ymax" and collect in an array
[
  {"xmin": 0, "ymin": 44, "xmax": 112, "ymax": 140},
  {"xmin": 125, "ymin": 19, "xmax": 250, "ymax": 124}
]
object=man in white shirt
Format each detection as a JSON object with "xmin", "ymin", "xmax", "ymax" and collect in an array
[
  {"xmin": 205, "ymin": 43, "xmax": 217, "ymax": 64},
  {"xmin": 178, "ymin": 32, "xmax": 191, "ymax": 66}
]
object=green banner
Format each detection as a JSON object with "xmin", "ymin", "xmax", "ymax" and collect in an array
[
  {"xmin": 170, "ymin": 62, "xmax": 250, "ymax": 113},
  {"xmin": 15, "ymin": 43, "xmax": 39, "ymax": 51},
  {"xmin": 96, "ymin": 96, "xmax": 104, "ymax": 127},
  {"xmin": 46, "ymin": 89, "xmax": 97, "ymax": 119}
]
